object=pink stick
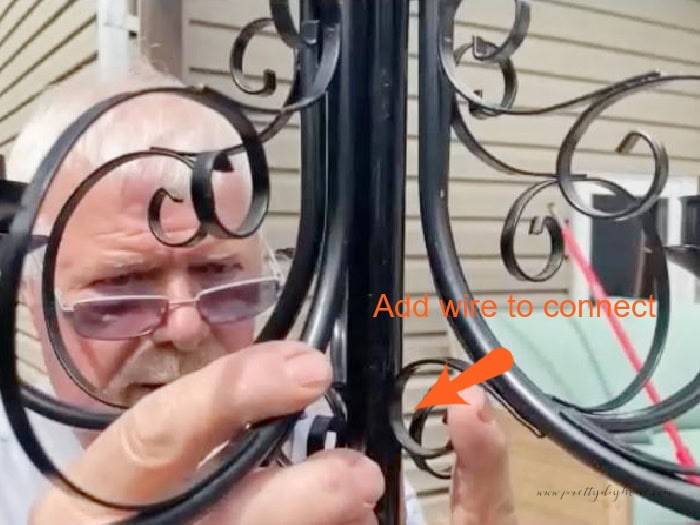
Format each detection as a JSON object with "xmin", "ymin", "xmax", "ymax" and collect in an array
[{"xmin": 551, "ymin": 207, "xmax": 699, "ymax": 482}]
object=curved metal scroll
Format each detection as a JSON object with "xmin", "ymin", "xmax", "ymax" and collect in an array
[
  {"xmin": 0, "ymin": 2, "xmax": 346, "ymax": 523},
  {"xmin": 4, "ymin": 0, "xmax": 700, "ymax": 523},
  {"xmin": 387, "ymin": 0, "xmax": 700, "ymax": 521}
]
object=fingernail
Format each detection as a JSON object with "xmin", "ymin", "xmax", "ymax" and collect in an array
[
  {"xmin": 285, "ymin": 351, "xmax": 331, "ymax": 388},
  {"xmin": 462, "ymin": 387, "xmax": 493, "ymax": 423},
  {"xmin": 353, "ymin": 456, "xmax": 385, "ymax": 505},
  {"xmin": 478, "ymin": 393, "xmax": 494, "ymax": 423}
]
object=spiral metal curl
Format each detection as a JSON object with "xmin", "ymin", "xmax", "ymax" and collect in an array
[
  {"xmin": 165, "ymin": 0, "xmax": 340, "ymax": 159},
  {"xmin": 499, "ymin": 179, "xmax": 565, "ymax": 283}
]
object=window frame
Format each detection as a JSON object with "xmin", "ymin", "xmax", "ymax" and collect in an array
[
  {"xmin": 569, "ymin": 173, "xmax": 698, "ymax": 304},
  {"xmin": 96, "ymin": 0, "xmax": 131, "ymax": 79}
]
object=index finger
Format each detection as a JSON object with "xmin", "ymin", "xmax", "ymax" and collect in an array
[{"xmin": 52, "ymin": 341, "xmax": 331, "ymax": 510}]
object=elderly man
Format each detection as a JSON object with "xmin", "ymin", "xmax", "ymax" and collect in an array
[{"xmin": 0, "ymin": 63, "xmax": 518, "ymax": 525}]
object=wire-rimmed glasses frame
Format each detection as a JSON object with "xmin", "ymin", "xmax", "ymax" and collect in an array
[
  {"xmin": 22, "ymin": 231, "xmax": 292, "ymax": 341},
  {"xmin": 54, "ymin": 275, "xmax": 284, "ymax": 341}
]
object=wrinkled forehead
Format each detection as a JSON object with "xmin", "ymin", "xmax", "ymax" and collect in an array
[
  {"xmin": 35, "ymin": 161, "xmax": 255, "ymax": 268},
  {"xmin": 72, "ymin": 162, "xmax": 251, "ymax": 237},
  {"xmin": 34, "ymin": 92, "xmax": 253, "ymax": 236},
  {"xmin": 43, "ymin": 159, "xmax": 261, "ymax": 287}
]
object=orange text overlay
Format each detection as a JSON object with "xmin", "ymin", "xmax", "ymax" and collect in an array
[{"xmin": 372, "ymin": 293, "xmax": 656, "ymax": 318}]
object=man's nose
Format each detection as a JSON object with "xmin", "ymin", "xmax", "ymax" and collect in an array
[{"xmin": 151, "ymin": 275, "xmax": 210, "ymax": 350}]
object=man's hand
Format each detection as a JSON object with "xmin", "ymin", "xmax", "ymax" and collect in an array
[
  {"xmin": 29, "ymin": 341, "xmax": 518, "ymax": 525},
  {"xmin": 30, "ymin": 341, "xmax": 384, "ymax": 525},
  {"xmin": 446, "ymin": 387, "xmax": 519, "ymax": 525}
]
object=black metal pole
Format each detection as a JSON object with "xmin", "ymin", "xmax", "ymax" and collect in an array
[
  {"xmin": 419, "ymin": 0, "xmax": 453, "ymax": 198},
  {"xmin": 299, "ymin": 0, "xmax": 326, "ymax": 240},
  {"xmin": 335, "ymin": 1, "xmax": 409, "ymax": 523}
]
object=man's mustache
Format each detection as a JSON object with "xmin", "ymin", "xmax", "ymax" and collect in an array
[{"xmin": 99, "ymin": 342, "xmax": 225, "ymax": 403}]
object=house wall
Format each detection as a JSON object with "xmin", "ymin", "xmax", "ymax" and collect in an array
[
  {"xmin": 1, "ymin": 0, "xmax": 699, "ymax": 521},
  {"xmin": 0, "ymin": 0, "xmax": 98, "ymax": 156},
  {"xmin": 179, "ymin": 1, "xmax": 700, "ymax": 519},
  {"xmin": 0, "ymin": 0, "xmax": 99, "ymax": 384}
]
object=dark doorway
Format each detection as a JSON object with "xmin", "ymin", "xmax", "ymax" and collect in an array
[{"xmin": 590, "ymin": 194, "xmax": 667, "ymax": 299}]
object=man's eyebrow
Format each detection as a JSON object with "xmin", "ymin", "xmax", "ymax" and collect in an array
[
  {"xmin": 61, "ymin": 255, "xmax": 156, "ymax": 289},
  {"xmin": 191, "ymin": 251, "xmax": 244, "ymax": 264},
  {"xmin": 84, "ymin": 253, "xmax": 156, "ymax": 276}
]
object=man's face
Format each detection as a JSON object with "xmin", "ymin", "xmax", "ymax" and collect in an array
[{"xmin": 29, "ymin": 161, "xmax": 266, "ymax": 409}]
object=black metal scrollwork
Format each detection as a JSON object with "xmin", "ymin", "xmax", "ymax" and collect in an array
[
  {"xmin": 388, "ymin": 0, "xmax": 700, "ymax": 521},
  {"xmin": 4, "ymin": 0, "xmax": 700, "ymax": 523},
  {"xmin": 0, "ymin": 1, "xmax": 347, "ymax": 523},
  {"xmin": 499, "ymin": 179, "xmax": 565, "ymax": 283},
  {"xmin": 224, "ymin": 0, "xmax": 340, "ymax": 148}
]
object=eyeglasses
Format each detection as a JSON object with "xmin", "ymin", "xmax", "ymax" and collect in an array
[{"xmin": 55, "ymin": 276, "xmax": 282, "ymax": 340}]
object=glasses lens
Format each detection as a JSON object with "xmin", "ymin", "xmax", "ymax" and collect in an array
[
  {"xmin": 199, "ymin": 279, "xmax": 280, "ymax": 324},
  {"xmin": 71, "ymin": 297, "xmax": 167, "ymax": 340}
]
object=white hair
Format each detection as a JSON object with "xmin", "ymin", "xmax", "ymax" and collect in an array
[{"xmin": 9, "ymin": 56, "xmax": 258, "ymax": 282}]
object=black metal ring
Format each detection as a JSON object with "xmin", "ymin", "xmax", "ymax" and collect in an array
[
  {"xmin": 540, "ymin": 178, "xmax": 672, "ymax": 423},
  {"xmin": 41, "ymin": 149, "xmax": 208, "ymax": 408},
  {"xmin": 417, "ymin": 74, "xmax": 700, "ymax": 518},
  {"xmin": 0, "ymin": 81, "xmax": 345, "ymax": 522}
]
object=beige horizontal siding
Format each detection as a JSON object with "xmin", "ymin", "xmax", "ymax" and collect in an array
[
  {"xmin": 268, "ymin": 172, "xmax": 569, "ymax": 219},
  {"xmin": 433, "ymin": 0, "xmax": 700, "ymax": 64},
  {"xmin": 186, "ymin": 26, "xmax": 700, "ymax": 169},
  {"xmin": 404, "ymin": 257, "xmax": 571, "ymax": 295},
  {"xmin": 0, "ymin": 0, "xmax": 98, "ymax": 378},
  {"xmin": 265, "ymin": 214, "xmax": 559, "ymax": 258},
  {"xmin": 0, "ymin": 0, "xmax": 97, "ymax": 152},
  {"xmin": 544, "ymin": 0, "xmax": 700, "ymax": 33},
  {"xmin": 0, "ymin": 0, "xmax": 692, "ymax": 521},
  {"xmin": 15, "ymin": 302, "xmax": 45, "ymax": 385},
  {"xmin": 183, "ymin": 1, "xmax": 700, "ymax": 519}
]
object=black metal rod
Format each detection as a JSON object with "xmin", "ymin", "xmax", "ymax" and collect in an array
[
  {"xmin": 339, "ymin": 1, "xmax": 409, "ymax": 523},
  {"xmin": 334, "ymin": 0, "xmax": 366, "ymax": 446},
  {"xmin": 259, "ymin": 0, "xmax": 327, "ymax": 341},
  {"xmin": 419, "ymin": 0, "xmax": 453, "ymax": 196}
]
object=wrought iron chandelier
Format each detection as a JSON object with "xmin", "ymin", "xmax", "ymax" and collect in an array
[{"xmin": 1, "ymin": 0, "xmax": 700, "ymax": 523}]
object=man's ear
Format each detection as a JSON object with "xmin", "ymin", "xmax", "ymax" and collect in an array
[
  {"xmin": 18, "ymin": 239, "xmax": 48, "ymax": 314},
  {"xmin": 19, "ymin": 285, "xmax": 31, "ymax": 313},
  {"xmin": 19, "ymin": 275, "xmax": 57, "ymax": 373},
  {"xmin": 18, "ymin": 274, "xmax": 42, "ymax": 333}
]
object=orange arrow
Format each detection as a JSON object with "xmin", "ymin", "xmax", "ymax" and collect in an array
[{"xmin": 415, "ymin": 347, "xmax": 514, "ymax": 409}]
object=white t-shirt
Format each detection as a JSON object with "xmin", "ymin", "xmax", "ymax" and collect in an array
[{"xmin": 0, "ymin": 386, "xmax": 426, "ymax": 525}]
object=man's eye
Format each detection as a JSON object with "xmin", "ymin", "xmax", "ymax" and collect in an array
[
  {"xmin": 92, "ymin": 271, "xmax": 153, "ymax": 288},
  {"xmin": 192, "ymin": 261, "xmax": 243, "ymax": 277}
]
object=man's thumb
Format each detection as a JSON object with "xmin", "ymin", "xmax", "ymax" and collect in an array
[{"xmin": 446, "ymin": 387, "xmax": 518, "ymax": 524}]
